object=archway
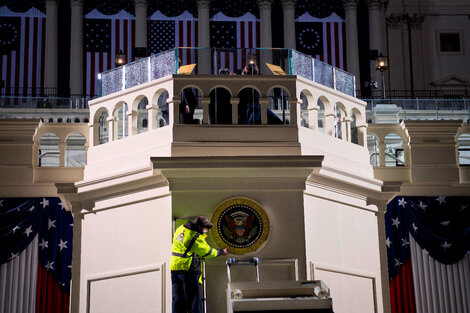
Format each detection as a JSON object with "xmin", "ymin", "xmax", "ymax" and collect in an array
[
  {"xmin": 66, "ymin": 133, "xmax": 87, "ymax": 167},
  {"xmin": 113, "ymin": 102, "xmax": 129, "ymax": 140},
  {"xmin": 385, "ymin": 133, "xmax": 405, "ymax": 167},
  {"xmin": 38, "ymin": 133, "xmax": 60, "ymax": 167}
]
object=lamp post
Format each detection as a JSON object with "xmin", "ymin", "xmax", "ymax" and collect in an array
[
  {"xmin": 115, "ymin": 50, "xmax": 127, "ymax": 67},
  {"xmin": 376, "ymin": 53, "xmax": 388, "ymax": 99}
]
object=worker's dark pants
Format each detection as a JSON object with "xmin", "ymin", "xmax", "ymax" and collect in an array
[{"xmin": 171, "ymin": 271, "xmax": 201, "ymax": 313}]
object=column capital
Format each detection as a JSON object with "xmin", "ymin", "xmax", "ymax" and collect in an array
[
  {"xmin": 366, "ymin": 0, "xmax": 382, "ymax": 9},
  {"xmin": 385, "ymin": 13, "xmax": 402, "ymax": 27},
  {"xmin": 257, "ymin": 0, "xmax": 273, "ymax": 10},
  {"xmin": 135, "ymin": 0, "xmax": 147, "ymax": 5},
  {"xmin": 45, "ymin": 0, "xmax": 59, "ymax": 5},
  {"xmin": 70, "ymin": 0, "xmax": 83, "ymax": 6},
  {"xmin": 281, "ymin": 0, "xmax": 296, "ymax": 10},
  {"xmin": 386, "ymin": 13, "xmax": 425, "ymax": 28},
  {"xmin": 197, "ymin": 0, "xmax": 211, "ymax": 9},
  {"xmin": 342, "ymin": 0, "xmax": 358, "ymax": 9}
]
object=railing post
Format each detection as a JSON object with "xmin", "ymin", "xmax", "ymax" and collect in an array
[
  {"xmin": 122, "ymin": 65, "xmax": 126, "ymax": 91},
  {"xmin": 333, "ymin": 68, "xmax": 337, "ymax": 91}
]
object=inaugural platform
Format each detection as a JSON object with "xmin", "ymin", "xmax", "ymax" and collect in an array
[{"xmin": 54, "ymin": 47, "xmax": 391, "ymax": 313}]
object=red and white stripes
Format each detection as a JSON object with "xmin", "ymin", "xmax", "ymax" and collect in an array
[{"xmin": 0, "ymin": 7, "xmax": 46, "ymax": 96}]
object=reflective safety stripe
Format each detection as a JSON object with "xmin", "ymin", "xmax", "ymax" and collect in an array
[
  {"xmin": 202, "ymin": 248, "xmax": 213, "ymax": 258},
  {"xmin": 172, "ymin": 252, "xmax": 191, "ymax": 258}
]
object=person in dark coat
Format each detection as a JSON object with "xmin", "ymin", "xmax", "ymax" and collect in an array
[{"xmin": 180, "ymin": 88, "xmax": 199, "ymax": 124}]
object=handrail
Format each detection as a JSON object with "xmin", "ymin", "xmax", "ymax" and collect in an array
[{"xmin": 97, "ymin": 47, "xmax": 356, "ymax": 98}]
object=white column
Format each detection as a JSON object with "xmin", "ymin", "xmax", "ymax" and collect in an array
[
  {"xmin": 197, "ymin": 0, "xmax": 211, "ymax": 74},
  {"xmin": 59, "ymin": 141, "xmax": 66, "ymax": 167},
  {"xmin": 282, "ymin": 0, "xmax": 296, "ymax": 49},
  {"xmin": 44, "ymin": 0, "xmax": 59, "ymax": 94},
  {"xmin": 135, "ymin": 0, "xmax": 147, "ymax": 49},
  {"xmin": 367, "ymin": 0, "xmax": 384, "ymax": 85},
  {"xmin": 231, "ymin": 98, "xmax": 239, "ymax": 125},
  {"xmin": 257, "ymin": 0, "xmax": 273, "ymax": 74},
  {"xmin": 70, "ymin": 0, "xmax": 83, "ymax": 96},
  {"xmin": 342, "ymin": 0, "xmax": 360, "ymax": 82}
]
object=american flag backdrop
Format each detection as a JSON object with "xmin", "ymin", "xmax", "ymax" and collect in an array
[
  {"xmin": 0, "ymin": 197, "xmax": 73, "ymax": 313},
  {"xmin": 385, "ymin": 196, "xmax": 470, "ymax": 313},
  {"xmin": 0, "ymin": 7, "xmax": 45, "ymax": 97},
  {"xmin": 148, "ymin": 11, "xmax": 198, "ymax": 69},
  {"xmin": 84, "ymin": 10, "xmax": 135, "ymax": 98},
  {"xmin": 210, "ymin": 12, "xmax": 259, "ymax": 74},
  {"xmin": 296, "ymin": 13, "xmax": 345, "ymax": 70}
]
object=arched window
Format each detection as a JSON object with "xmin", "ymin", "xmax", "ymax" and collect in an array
[
  {"xmin": 299, "ymin": 92, "xmax": 309, "ymax": 128},
  {"xmin": 114, "ymin": 102, "xmax": 128, "ymax": 140},
  {"xmin": 57, "ymin": 118, "xmax": 63, "ymax": 123},
  {"xmin": 137, "ymin": 97, "xmax": 148, "ymax": 134},
  {"xmin": 48, "ymin": 118, "xmax": 53, "ymax": 123},
  {"xmin": 385, "ymin": 133, "xmax": 404, "ymax": 167},
  {"xmin": 209, "ymin": 87, "xmax": 232, "ymax": 124},
  {"xmin": 66, "ymin": 133, "xmax": 87, "ymax": 167},
  {"xmin": 457, "ymin": 133, "xmax": 470, "ymax": 166},
  {"xmin": 98, "ymin": 110, "xmax": 109, "ymax": 144},
  {"xmin": 334, "ymin": 106, "xmax": 342, "ymax": 139},
  {"xmin": 74, "ymin": 117, "xmax": 80, "ymax": 123},
  {"xmin": 317, "ymin": 98, "xmax": 325, "ymax": 133},
  {"xmin": 368, "ymin": 134, "xmax": 380, "ymax": 166},
  {"xmin": 157, "ymin": 90, "xmax": 170, "ymax": 127},
  {"xmin": 38, "ymin": 133, "xmax": 60, "ymax": 167},
  {"xmin": 351, "ymin": 113, "xmax": 358, "ymax": 144},
  {"xmin": 267, "ymin": 87, "xmax": 288, "ymax": 124},
  {"xmin": 238, "ymin": 87, "xmax": 262, "ymax": 124}
]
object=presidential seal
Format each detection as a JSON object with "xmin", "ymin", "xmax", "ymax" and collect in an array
[{"xmin": 210, "ymin": 197, "xmax": 269, "ymax": 255}]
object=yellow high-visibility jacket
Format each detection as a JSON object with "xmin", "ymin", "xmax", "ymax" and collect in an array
[{"xmin": 170, "ymin": 224, "xmax": 221, "ymax": 272}]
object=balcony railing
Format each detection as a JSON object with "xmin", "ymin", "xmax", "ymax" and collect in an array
[
  {"xmin": 364, "ymin": 99, "xmax": 470, "ymax": 123},
  {"xmin": 357, "ymin": 89, "xmax": 469, "ymax": 99},
  {"xmin": 98, "ymin": 47, "xmax": 356, "ymax": 98},
  {"xmin": 0, "ymin": 96, "xmax": 89, "ymax": 109}
]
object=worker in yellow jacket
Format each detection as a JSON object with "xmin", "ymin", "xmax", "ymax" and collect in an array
[{"xmin": 171, "ymin": 216, "xmax": 228, "ymax": 313}]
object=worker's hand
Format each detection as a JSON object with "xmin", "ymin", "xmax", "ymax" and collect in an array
[
  {"xmin": 185, "ymin": 105, "xmax": 190, "ymax": 114},
  {"xmin": 222, "ymin": 248, "xmax": 229, "ymax": 256}
]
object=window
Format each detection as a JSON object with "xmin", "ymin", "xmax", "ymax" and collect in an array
[{"xmin": 439, "ymin": 32, "xmax": 462, "ymax": 53}]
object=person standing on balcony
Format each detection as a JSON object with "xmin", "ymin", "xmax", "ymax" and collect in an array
[{"xmin": 180, "ymin": 88, "xmax": 199, "ymax": 124}]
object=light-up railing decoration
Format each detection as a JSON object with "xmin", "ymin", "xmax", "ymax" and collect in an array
[
  {"xmin": 98, "ymin": 48, "xmax": 355, "ymax": 98},
  {"xmin": 99, "ymin": 49, "xmax": 177, "ymax": 97}
]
